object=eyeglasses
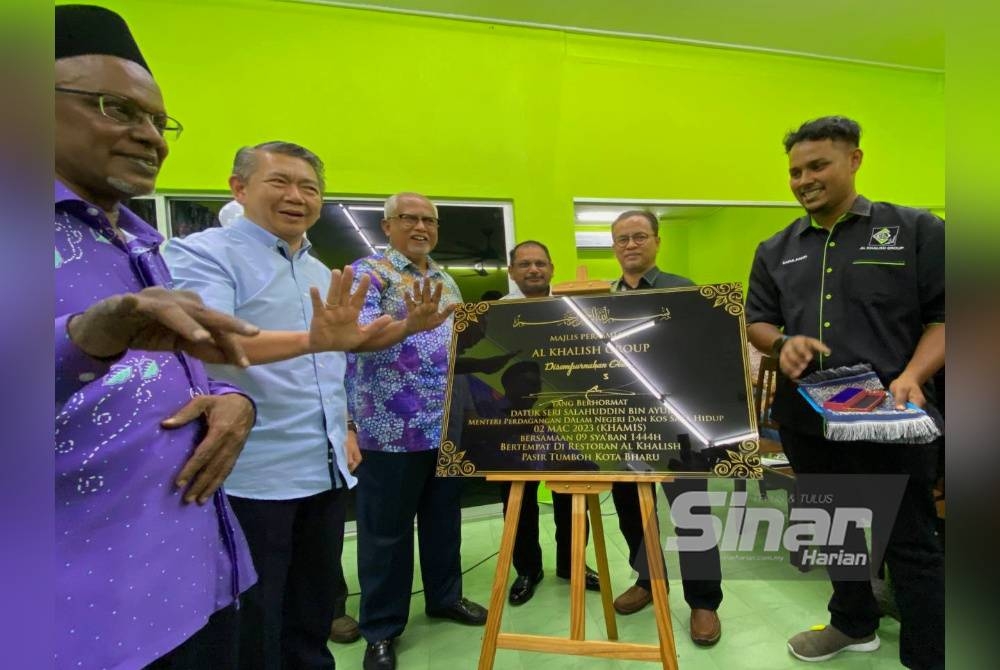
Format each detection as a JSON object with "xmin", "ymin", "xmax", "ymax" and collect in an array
[
  {"xmin": 55, "ymin": 87, "xmax": 184, "ymax": 140},
  {"xmin": 390, "ymin": 213, "xmax": 439, "ymax": 229},
  {"xmin": 613, "ymin": 232, "xmax": 654, "ymax": 248}
]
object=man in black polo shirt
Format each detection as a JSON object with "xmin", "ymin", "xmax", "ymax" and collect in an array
[
  {"xmin": 608, "ymin": 211, "xmax": 724, "ymax": 647},
  {"xmin": 745, "ymin": 116, "xmax": 944, "ymax": 668}
]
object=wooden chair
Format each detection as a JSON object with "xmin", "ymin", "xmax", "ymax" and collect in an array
[{"xmin": 754, "ymin": 354, "xmax": 782, "ymax": 451}]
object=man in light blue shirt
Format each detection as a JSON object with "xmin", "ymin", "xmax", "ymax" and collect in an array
[{"xmin": 164, "ymin": 141, "xmax": 441, "ymax": 670}]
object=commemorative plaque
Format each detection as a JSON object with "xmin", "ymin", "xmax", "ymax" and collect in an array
[{"xmin": 436, "ymin": 283, "xmax": 760, "ymax": 479}]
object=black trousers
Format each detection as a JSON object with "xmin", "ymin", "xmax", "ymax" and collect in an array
[
  {"xmin": 355, "ymin": 449, "xmax": 463, "ymax": 642},
  {"xmin": 611, "ymin": 479, "xmax": 723, "ymax": 611},
  {"xmin": 780, "ymin": 428, "xmax": 944, "ymax": 670},
  {"xmin": 227, "ymin": 489, "xmax": 347, "ymax": 670},
  {"xmin": 144, "ymin": 602, "xmax": 240, "ymax": 670},
  {"xmin": 499, "ymin": 482, "xmax": 587, "ymax": 577},
  {"xmin": 332, "ymin": 550, "xmax": 349, "ymax": 620}
]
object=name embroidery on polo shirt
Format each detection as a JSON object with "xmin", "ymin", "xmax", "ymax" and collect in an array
[
  {"xmin": 860, "ymin": 226, "xmax": 904, "ymax": 251},
  {"xmin": 781, "ymin": 254, "xmax": 808, "ymax": 265}
]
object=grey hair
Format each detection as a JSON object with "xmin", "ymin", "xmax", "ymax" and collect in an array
[
  {"xmin": 231, "ymin": 141, "xmax": 325, "ymax": 191},
  {"xmin": 384, "ymin": 192, "xmax": 438, "ymax": 219}
]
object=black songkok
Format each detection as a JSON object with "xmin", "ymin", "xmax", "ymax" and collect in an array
[{"xmin": 55, "ymin": 5, "xmax": 151, "ymax": 74}]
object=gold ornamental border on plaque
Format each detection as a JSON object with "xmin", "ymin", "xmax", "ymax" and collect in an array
[
  {"xmin": 454, "ymin": 301, "xmax": 492, "ymax": 333},
  {"xmin": 713, "ymin": 439, "xmax": 763, "ymax": 479},
  {"xmin": 699, "ymin": 282, "xmax": 744, "ymax": 317},
  {"xmin": 437, "ymin": 440, "xmax": 477, "ymax": 476}
]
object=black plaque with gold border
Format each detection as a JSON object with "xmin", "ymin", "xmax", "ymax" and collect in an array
[{"xmin": 437, "ymin": 284, "xmax": 760, "ymax": 479}]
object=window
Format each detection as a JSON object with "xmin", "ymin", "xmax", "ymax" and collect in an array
[{"xmin": 135, "ymin": 194, "xmax": 515, "ymax": 302}]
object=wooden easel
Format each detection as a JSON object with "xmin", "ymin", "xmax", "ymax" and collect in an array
[{"xmin": 477, "ymin": 267, "xmax": 679, "ymax": 669}]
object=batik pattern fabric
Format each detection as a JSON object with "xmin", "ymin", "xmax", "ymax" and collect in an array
[
  {"xmin": 55, "ymin": 182, "xmax": 255, "ymax": 670},
  {"xmin": 347, "ymin": 247, "xmax": 463, "ymax": 453}
]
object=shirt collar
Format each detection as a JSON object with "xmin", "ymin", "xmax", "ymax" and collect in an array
[
  {"xmin": 613, "ymin": 265, "xmax": 661, "ymax": 290},
  {"xmin": 385, "ymin": 246, "xmax": 444, "ymax": 276},
  {"xmin": 54, "ymin": 180, "xmax": 162, "ymax": 246},
  {"xmin": 232, "ymin": 215, "xmax": 313, "ymax": 257},
  {"xmin": 793, "ymin": 194, "xmax": 873, "ymax": 236},
  {"xmin": 505, "ymin": 285, "xmax": 552, "ymax": 299}
]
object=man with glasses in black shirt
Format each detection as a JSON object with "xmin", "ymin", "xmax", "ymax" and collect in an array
[
  {"xmin": 745, "ymin": 116, "xmax": 944, "ymax": 668},
  {"xmin": 607, "ymin": 211, "xmax": 724, "ymax": 648}
]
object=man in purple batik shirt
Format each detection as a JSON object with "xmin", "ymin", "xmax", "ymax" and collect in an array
[{"xmin": 55, "ymin": 6, "xmax": 263, "ymax": 670}]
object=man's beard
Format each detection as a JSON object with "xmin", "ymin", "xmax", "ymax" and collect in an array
[{"xmin": 107, "ymin": 176, "xmax": 153, "ymax": 197}]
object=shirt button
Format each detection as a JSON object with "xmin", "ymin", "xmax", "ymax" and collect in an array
[
  {"xmin": 825, "ymin": 294, "xmax": 832, "ymax": 300},
  {"xmin": 828, "ymin": 241, "xmax": 836, "ymax": 248},
  {"xmin": 86, "ymin": 207, "xmax": 99, "ymax": 216},
  {"xmin": 826, "ymin": 267, "xmax": 833, "ymax": 274},
  {"xmin": 824, "ymin": 321, "xmax": 831, "ymax": 328}
]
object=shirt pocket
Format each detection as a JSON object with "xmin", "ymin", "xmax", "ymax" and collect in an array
[{"xmin": 846, "ymin": 259, "xmax": 909, "ymax": 303}]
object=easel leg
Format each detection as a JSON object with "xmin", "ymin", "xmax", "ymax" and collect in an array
[
  {"xmin": 587, "ymin": 493, "xmax": 619, "ymax": 641},
  {"xmin": 569, "ymin": 492, "xmax": 587, "ymax": 640},
  {"xmin": 478, "ymin": 481, "xmax": 524, "ymax": 670},
  {"xmin": 638, "ymin": 483, "xmax": 678, "ymax": 670}
]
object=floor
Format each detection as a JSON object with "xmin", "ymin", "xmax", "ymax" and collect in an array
[{"xmin": 328, "ymin": 482, "xmax": 905, "ymax": 669}]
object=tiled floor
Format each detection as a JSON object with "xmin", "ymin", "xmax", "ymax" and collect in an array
[{"xmin": 328, "ymin": 484, "xmax": 904, "ymax": 669}]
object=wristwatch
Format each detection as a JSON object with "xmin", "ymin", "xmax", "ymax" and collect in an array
[
  {"xmin": 346, "ymin": 419, "xmax": 358, "ymax": 433},
  {"xmin": 770, "ymin": 335, "xmax": 789, "ymax": 358}
]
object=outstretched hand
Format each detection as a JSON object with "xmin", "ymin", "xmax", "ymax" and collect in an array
[
  {"xmin": 403, "ymin": 277, "xmax": 458, "ymax": 335},
  {"xmin": 779, "ymin": 335, "xmax": 831, "ymax": 379},
  {"xmin": 67, "ymin": 287, "xmax": 260, "ymax": 366},
  {"xmin": 307, "ymin": 266, "xmax": 393, "ymax": 352}
]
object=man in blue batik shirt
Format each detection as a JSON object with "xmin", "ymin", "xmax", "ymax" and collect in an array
[{"xmin": 347, "ymin": 192, "xmax": 490, "ymax": 670}]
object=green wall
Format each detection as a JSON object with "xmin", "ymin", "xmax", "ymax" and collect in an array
[{"xmin": 71, "ymin": 0, "xmax": 944, "ymax": 287}]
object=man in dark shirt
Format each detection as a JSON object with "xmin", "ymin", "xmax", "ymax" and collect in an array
[
  {"xmin": 498, "ymin": 241, "xmax": 601, "ymax": 606},
  {"xmin": 745, "ymin": 116, "xmax": 944, "ymax": 669},
  {"xmin": 608, "ymin": 211, "xmax": 724, "ymax": 647}
]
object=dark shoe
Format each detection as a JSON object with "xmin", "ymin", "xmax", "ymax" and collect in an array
[
  {"xmin": 426, "ymin": 597, "xmax": 488, "ymax": 625},
  {"xmin": 555, "ymin": 565, "xmax": 601, "ymax": 592},
  {"xmin": 363, "ymin": 639, "xmax": 395, "ymax": 670},
  {"xmin": 690, "ymin": 608, "xmax": 721, "ymax": 646},
  {"xmin": 871, "ymin": 575, "xmax": 900, "ymax": 621},
  {"xmin": 328, "ymin": 614, "xmax": 361, "ymax": 643},
  {"xmin": 508, "ymin": 570, "xmax": 544, "ymax": 606},
  {"xmin": 613, "ymin": 584, "xmax": 652, "ymax": 615}
]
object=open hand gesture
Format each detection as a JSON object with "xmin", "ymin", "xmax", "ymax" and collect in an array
[
  {"xmin": 403, "ymin": 277, "xmax": 458, "ymax": 335},
  {"xmin": 308, "ymin": 266, "xmax": 393, "ymax": 352}
]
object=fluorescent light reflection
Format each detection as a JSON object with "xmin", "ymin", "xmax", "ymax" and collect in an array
[
  {"xmin": 713, "ymin": 431, "xmax": 758, "ymax": 446},
  {"xmin": 576, "ymin": 210, "xmax": 622, "ymax": 223},
  {"xmin": 340, "ymin": 204, "xmax": 378, "ymax": 254},
  {"xmin": 608, "ymin": 319, "xmax": 656, "ymax": 342},
  {"xmin": 560, "ymin": 297, "xmax": 710, "ymax": 446}
]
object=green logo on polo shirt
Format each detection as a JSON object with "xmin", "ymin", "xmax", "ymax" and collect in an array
[{"xmin": 869, "ymin": 226, "xmax": 899, "ymax": 246}]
